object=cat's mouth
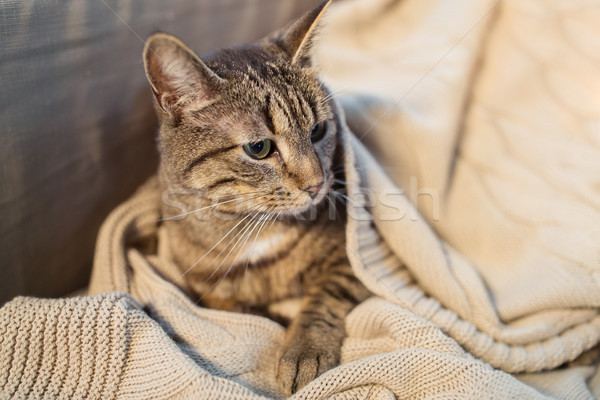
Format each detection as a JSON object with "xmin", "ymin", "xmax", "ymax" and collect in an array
[{"xmin": 276, "ymin": 178, "xmax": 333, "ymax": 217}]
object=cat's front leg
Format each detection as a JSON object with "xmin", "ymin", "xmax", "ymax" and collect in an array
[{"xmin": 276, "ymin": 266, "xmax": 370, "ymax": 395}]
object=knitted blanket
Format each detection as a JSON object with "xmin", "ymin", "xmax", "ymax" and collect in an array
[{"xmin": 2, "ymin": 0, "xmax": 600, "ymax": 398}]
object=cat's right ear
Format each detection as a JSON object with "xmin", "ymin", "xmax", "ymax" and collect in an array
[{"xmin": 143, "ymin": 33, "xmax": 225, "ymax": 118}]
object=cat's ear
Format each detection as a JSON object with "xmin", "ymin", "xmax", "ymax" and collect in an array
[
  {"xmin": 275, "ymin": 0, "xmax": 331, "ymax": 67},
  {"xmin": 143, "ymin": 33, "xmax": 225, "ymax": 116}
]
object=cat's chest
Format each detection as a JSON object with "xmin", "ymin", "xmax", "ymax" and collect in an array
[
  {"xmin": 236, "ymin": 233, "xmax": 290, "ymax": 264},
  {"xmin": 197, "ymin": 226, "xmax": 323, "ymax": 306},
  {"xmin": 169, "ymin": 214, "xmax": 346, "ymax": 307}
]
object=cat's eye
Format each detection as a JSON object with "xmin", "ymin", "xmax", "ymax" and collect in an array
[
  {"xmin": 310, "ymin": 121, "xmax": 328, "ymax": 143},
  {"xmin": 243, "ymin": 139, "xmax": 273, "ymax": 159}
]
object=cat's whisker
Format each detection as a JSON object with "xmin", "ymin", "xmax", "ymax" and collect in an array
[
  {"xmin": 241, "ymin": 211, "xmax": 274, "ymax": 281},
  {"xmin": 267, "ymin": 210, "xmax": 282, "ymax": 232},
  {"xmin": 223, "ymin": 220, "xmax": 262, "ymax": 273},
  {"xmin": 230, "ymin": 211, "xmax": 268, "ymax": 268},
  {"xmin": 332, "ymin": 190, "xmax": 358, "ymax": 206},
  {"xmin": 331, "ymin": 192, "xmax": 345, "ymax": 221},
  {"xmin": 332, "ymin": 164, "xmax": 370, "ymax": 173},
  {"xmin": 201, "ymin": 209, "xmax": 269, "ymax": 296},
  {"xmin": 325, "ymin": 191, "xmax": 336, "ymax": 206},
  {"xmin": 245, "ymin": 209, "xmax": 281, "ymax": 274},
  {"xmin": 201, "ymin": 201, "xmax": 271, "ymax": 282},
  {"xmin": 333, "ymin": 168, "xmax": 366, "ymax": 176},
  {"xmin": 318, "ymin": 92, "xmax": 345, "ymax": 107},
  {"xmin": 333, "ymin": 194, "xmax": 346, "ymax": 205},
  {"xmin": 202, "ymin": 210, "xmax": 262, "ymax": 277},
  {"xmin": 333, "ymin": 178, "xmax": 347, "ymax": 185},
  {"xmin": 200, "ymin": 216, "xmax": 261, "ymax": 285},
  {"xmin": 182, "ymin": 199, "xmax": 268, "ymax": 277},
  {"xmin": 244, "ymin": 211, "xmax": 274, "ymax": 278},
  {"xmin": 180, "ymin": 212, "xmax": 253, "ymax": 277},
  {"xmin": 324, "ymin": 193, "xmax": 338, "ymax": 219},
  {"xmin": 319, "ymin": 86, "xmax": 347, "ymax": 105},
  {"xmin": 159, "ymin": 192, "xmax": 265, "ymax": 221},
  {"xmin": 220, "ymin": 189, "xmax": 269, "ymax": 198}
]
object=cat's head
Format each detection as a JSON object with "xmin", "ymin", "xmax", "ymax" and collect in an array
[{"xmin": 143, "ymin": 0, "xmax": 339, "ymax": 217}]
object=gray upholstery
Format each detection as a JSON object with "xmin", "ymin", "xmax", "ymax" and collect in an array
[{"xmin": 0, "ymin": 0, "xmax": 314, "ymax": 303}]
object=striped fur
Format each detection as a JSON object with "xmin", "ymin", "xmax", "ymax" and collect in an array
[{"xmin": 143, "ymin": 1, "xmax": 370, "ymax": 394}]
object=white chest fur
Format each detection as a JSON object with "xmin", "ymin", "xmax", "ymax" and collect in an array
[{"xmin": 236, "ymin": 232, "xmax": 288, "ymax": 264}]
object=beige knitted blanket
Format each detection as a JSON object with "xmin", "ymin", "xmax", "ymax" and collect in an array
[{"xmin": 2, "ymin": 0, "xmax": 600, "ymax": 398}]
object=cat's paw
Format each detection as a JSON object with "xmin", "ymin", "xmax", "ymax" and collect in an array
[{"xmin": 276, "ymin": 337, "xmax": 339, "ymax": 395}]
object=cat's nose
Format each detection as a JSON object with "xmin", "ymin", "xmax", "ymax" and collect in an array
[{"xmin": 304, "ymin": 182, "xmax": 324, "ymax": 199}]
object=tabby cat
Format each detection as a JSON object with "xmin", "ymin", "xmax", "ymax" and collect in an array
[{"xmin": 143, "ymin": 0, "xmax": 370, "ymax": 394}]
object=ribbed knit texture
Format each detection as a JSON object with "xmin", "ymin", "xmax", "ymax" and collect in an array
[
  {"xmin": 0, "ymin": 294, "xmax": 132, "ymax": 400},
  {"xmin": 2, "ymin": 0, "xmax": 600, "ymax": 398}
]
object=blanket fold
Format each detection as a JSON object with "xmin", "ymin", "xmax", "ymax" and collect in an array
[{"xmin": 344, "ymin": 132, "xmax": 600, "ymax": 374}]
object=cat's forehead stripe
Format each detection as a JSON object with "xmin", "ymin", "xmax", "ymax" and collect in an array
[
  {"xmin": 263, "ymin": 94, "xmax": 276, "ymax": 134},
  {"xmin": 238, "ymin": 60, "xmax": 322, "ymax": 135},
  {"xmin": 269, "ymin": 88, "xmax": 296, "ymax": 133},
  {"xmin": 242, "ymin": 66, "xmax": 295, "ymax": 134}
]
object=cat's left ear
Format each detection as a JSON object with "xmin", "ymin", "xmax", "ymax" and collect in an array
[{"xmin": 275, "ymin": 0, "xmax": 331, "ymax": 67}]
